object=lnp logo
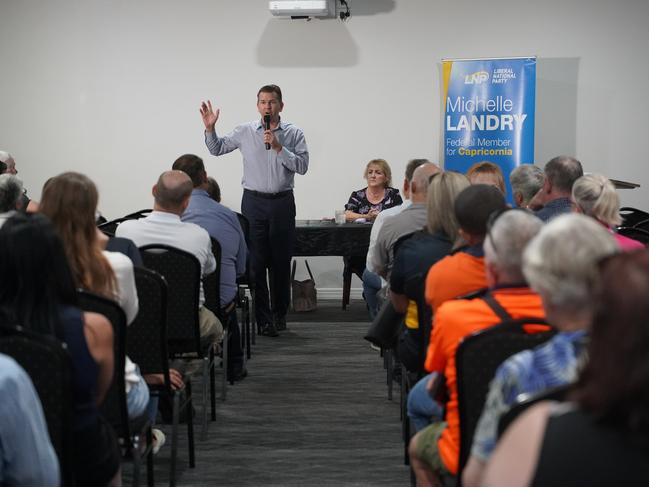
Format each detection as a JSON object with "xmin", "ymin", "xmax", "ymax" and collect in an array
[{"xmin": 464, "ymin": 71, "xmax": 489, "ymax": 84}]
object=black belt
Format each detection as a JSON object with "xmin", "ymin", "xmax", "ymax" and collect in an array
[{"xmin": 244, "ymin": 189, "xmax": 292, "ymax": 199}]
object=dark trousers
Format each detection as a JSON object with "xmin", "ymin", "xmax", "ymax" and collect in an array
[{"xmin": 241, "ymin": 190, "xmax": 296, "ymax": 326}]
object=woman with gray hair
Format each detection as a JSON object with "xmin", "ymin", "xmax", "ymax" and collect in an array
[
  {"xmin": 571, "ymin": 173, "xmax": 644, "ymax": 251},
  {"xmin": 509, "ymin": 164, "xmax": 544, "ymax": 208}
]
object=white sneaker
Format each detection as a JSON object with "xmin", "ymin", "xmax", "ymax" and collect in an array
[{"xmin": 152, "ymin": 428, "xmax": 166, "ymax": 455}]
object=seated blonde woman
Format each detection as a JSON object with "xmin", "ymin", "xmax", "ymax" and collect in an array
[
  {"xmin": 344, "ymin": 158, "xmax": 402, "ymax": 222},
  {"xmin": 571, "ymin": 173, "xmax": 644, "ymax": 251},
  {"xmin": 466, "ymin": 161, "xmax": 506, "ymax": 195}
]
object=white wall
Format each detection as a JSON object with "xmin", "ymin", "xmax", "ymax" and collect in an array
[{"xmin": 2, "ymin": 0, "xmax": 648, "ymax": 293}]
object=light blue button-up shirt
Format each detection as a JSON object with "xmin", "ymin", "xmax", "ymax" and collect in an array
[
  {"xmin": 204, "ymin": 119, "xmax": 309, "ymax": 193},
  {"xmin": 182, "ymin": 189, "xmax": 247, "ymax": 306}
]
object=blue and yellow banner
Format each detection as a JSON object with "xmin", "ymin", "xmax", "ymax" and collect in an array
[{"xmin": 442, "ymin": 57, "xmax": 536, "ymax": 201}]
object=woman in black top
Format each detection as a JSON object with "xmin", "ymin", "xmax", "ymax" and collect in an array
[{"xmin": 344, "ymin": 158, "xmax": 402, "ymax": 222}]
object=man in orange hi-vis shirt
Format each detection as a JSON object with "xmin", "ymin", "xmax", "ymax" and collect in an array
[{"xmin": 408, "ymin": 207, "xmax": 546, "ymax": 487}]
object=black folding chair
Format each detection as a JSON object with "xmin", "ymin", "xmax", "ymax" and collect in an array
[
  {"xmin": 129, "ymin": 267, "xmax": 195, "ymax": 486},
  {"xmin": 203, "ymin": 238, "xmax": 233, "ymax": 402},
  {"xmin": 455, "ymin": 319, "xmax": 555, "ymax": 485},
  {"xmin": 619, "ymin": 207, "xmax": 649, "ymax": 228},
  {"xmin": 0, "ymin": 324, "xmax": 75, "ymax": 486},
  {"xmin": 497, "ymin": 384, "xmax": 572, "ymax": 439},
  {"xmin": 616, "ymin": 226, "xmax": 649, "ymax": 246},
  {"xmin": 139, "ymin": 244, "xmax": 218, "ymax": 441},
  {"xmin": 235, "ymin": 212, "xmax": 254, "ymax": 351},
  {"xmin": 77, "ymin": 290, "xmax": 154, "ymax": 487}
]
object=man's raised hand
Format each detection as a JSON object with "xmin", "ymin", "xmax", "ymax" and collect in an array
[{"xmin": 199, "ymin": 100, "xmax": 220, "ymax": 131}]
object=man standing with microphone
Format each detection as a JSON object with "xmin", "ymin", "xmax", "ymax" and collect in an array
[{"xmin": 200, "ymin": 85, "xmax": 309, "ymax": 337}]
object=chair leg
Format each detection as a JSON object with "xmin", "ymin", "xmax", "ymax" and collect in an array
[
  {"xmin": 146, "ymin": 427, "xmax": 154, "ymax": 487},
  {"xmin": 170, "ymin": 392, "xmax": 180, "ymax": 487},
  {"xmin": 186, "ymin": 382, "xmax": 195, "ymax": 468},
  {"xmin": 210, "ymin": 347, "xmax": 216, "ymax": 421},
  {"xmin": 386, "ymin": 349, "xmax": 393, "ymax": 401},
  {"xmin": 250, "ymin": 288, "xmax": 257, "ymax": 343},
  {"xmin": 243, "ymin": 296, "xmax": 251, "ymax": 359},
  {"xmin": 342, "ymin": 260, "xmax": 352, "ymax": 310},
  {"xmin": 201, "ymin": 357, "xmax": 209, "ymax": 441},
  {"xmin": 132, "ymin": 453, "xmax": 141, "ymax": 487},
  {"xmin": 222, "ymin": 326, "xmax": 229, "ymax": 401}
]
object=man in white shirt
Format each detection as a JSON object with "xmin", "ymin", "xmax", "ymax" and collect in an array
[
  {"xmin": 363, "ymin": 159, "xmax": 435, "ymax": 319},
  {"xmin": 116, "ymin": 170, "xmax": 222, "ymax": 345}
]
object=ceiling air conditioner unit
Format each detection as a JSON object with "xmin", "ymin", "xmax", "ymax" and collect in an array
[{"xmin": 269, "ymin": 0, "xmax": 330, "ymax": 17}]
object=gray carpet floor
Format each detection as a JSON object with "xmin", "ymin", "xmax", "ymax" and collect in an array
[{"xmin": 144, "ymin": 300, "xmax": 410, "ymax": 486}]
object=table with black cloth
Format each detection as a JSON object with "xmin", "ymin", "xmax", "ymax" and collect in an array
[{"xmin": 293, "ymin": 220, "xmax": 372, "ymax": 309}]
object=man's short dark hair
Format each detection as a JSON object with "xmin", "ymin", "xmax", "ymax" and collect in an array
[
  {"xmin": 405, "ymin": 159, "xmax": 431, "ymax": 182},
  {"xmin": 257, "ymin": 84, "xmax": 283, "ymax": 104},
  {"xmin": 172, "ymin": 154, "xmax": 205, "ymax": 188},
  {"xmin": 545, "ymin": 156, "xmax": 583, "ymax": 193},
  {"xmin": 454, "ymin": 184, "xmax": 507, "ymax": 237}
]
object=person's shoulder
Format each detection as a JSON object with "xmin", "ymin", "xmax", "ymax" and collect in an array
[
  {"xmin": 0, "ymin": 354, "xmax": 26, "ymax": 383},
  {"xmin": 386, "ymin": 186, "xmax": 401, "ymax": 196},
  {"xmin": 102, "ymin": 249, "xmax": 132, "ymax": 269}
]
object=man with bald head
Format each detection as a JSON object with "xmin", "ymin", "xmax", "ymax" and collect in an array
[
  {"xmin": 116, "ymin": 170, "xmax": 222, "ymax": 345},
  {"xmin": 370, "ymin": 162, "xmax": 441, "ymax": 280}
]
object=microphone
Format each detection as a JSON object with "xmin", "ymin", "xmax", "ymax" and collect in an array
[{"xmin": 264, "ymin": 114, "xmax": 271, "ymax": 150}]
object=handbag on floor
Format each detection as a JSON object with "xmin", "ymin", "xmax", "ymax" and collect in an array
[{"xmin": 291, "ymin": 259, "xmax": 317, "ymax": 312}]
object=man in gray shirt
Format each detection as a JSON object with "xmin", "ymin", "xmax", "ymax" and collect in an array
[
  {"xmin": 370, "ymin": 163, "xmax": 440, "ymax": 280},
  {"xmin": 200, "ymin": 85, "xmax": 309, "ymax": 337}
]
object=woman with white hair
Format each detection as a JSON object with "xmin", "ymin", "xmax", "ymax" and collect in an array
[
  {"xmin": 0, "ymin": 150, "xmax": 38, "ymax": 212},
  {"xmin": 571, "ymin": 173, "xmax": 644, "ymax": 251}
]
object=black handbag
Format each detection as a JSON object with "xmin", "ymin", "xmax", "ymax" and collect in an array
[
  {"xmin": 291, "ymin": 259, "xmax": 317, "ymax": 312},
  {"xmin": 364, "ymin": 300, "xmax": 405, "ymax": 349}
]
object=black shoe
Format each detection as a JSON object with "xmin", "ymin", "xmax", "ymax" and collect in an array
[
  {"xmin": 260, "ymin": 322, "xmax": 279, "ymax": 337},
  {"xmin": 274, "ymin": 316, "xmax": 287, "ymax": 331}
]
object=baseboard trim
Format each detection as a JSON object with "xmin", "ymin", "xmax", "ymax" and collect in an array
[{"xmin": 316, "ymin": 288, "xmax": 363, "ymax": 300}]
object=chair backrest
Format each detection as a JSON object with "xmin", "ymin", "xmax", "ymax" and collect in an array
[
  {"xmin": 97, "ymin": 209, "xmax": 152, "ymax": 237},
  {"xmin": 619, "ymin": 207, "xmax": 649, "ymax": 228},
  {"xmin": 0, "ymin": 324, "xmax": 74, "ymax": 486},
  {"xmin": 139, "ymin": 244, "xmax": 202, "ymax": 356},
  {"xmin": 455, "ymin": 319, "xmax": 556, "ymax": 478},
  {"xmin": 616, "ymin": 226, "xmax": 649, "ymax": 246},
  {"xmin": 76, "ymin": 290, "xmax": 131, "ymax": 441},
  {"xmin": 203, "ymin": 238, "xmax": 223, "ymax": 320},
  {"xmin": 128, "ymin": 267, "xmax": 170, "ymax": 388},
  {"xmin": 402, "ymin": 271, "xmax": 431, "ymax": 374},
  {"xmin": 497, "ymin": 384, "xmax": 572, "ymax": 439}
]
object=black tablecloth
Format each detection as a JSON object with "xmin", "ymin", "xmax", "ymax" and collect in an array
[{"xmin": 294, "ymin": 220, "xmax": 372, "ymax": 257}]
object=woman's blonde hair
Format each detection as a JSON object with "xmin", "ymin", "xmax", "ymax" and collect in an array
[
  {"xmin": 466, "ymin": 161, "xmax": 506, "ymax": 195},
  {"xmin": 572, "ymin": 173, "xmax": 622, "ymax": 227},
  {"xmin": 363, "ymin": 158, "xmax": 392, "ymax": 187},
  {"xmin": 39, "ymin": 172, "xmax": 117, "ymax": 299},
  {"xmin": 426, "ymin": 171, "xmax": 470, "ymax": 243}
]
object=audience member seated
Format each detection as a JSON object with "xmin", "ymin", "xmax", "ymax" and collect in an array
[
  {"xmin": 529, "ymin": 155, "xmax": 583, "ymax": 221},
  {"xmin": 482, "ymin": 250, "xmax": 649, "ymax": 487},
  {"xmin": 172, "ymin": 154, "xmax": 248, "ymax": 379},
  {"xmin": 408, "ymin": 209, "xmax": 544, "ymax": 487},
  {"xmin": 0, "ymin": 213, "xmax": 120, "ymax": 486},
  {"xmin": 370, "ymin": 163, "xmax": 440, "ymax": 280},
  {"xmin": 462, "ymin": 214, "xmax": 619, "ymax": 487},
  {"xmin": 206, "ymin": 176, "xmax": 221, "ymax": 203},
  {"xmin": 0, "ymin": 151, "xmax": 38, "ymax": 212},
  {"xmin": 40, "ymin": 172, "xmax": 152, "ymax": 423},
  {"xmin": 390, "ymin": 171, "xmax": 470, "ymax": 371},
  {"xmin": 344, "ymin": 158, "xmax": 403, "ymax": 222},
  {"xmin": 0, "ymin": 174, "xmax": 24, "ymax": 228},
  {"xmin": 425, "ymin": 185, "xmax": 507, "ymax": 314},
  {"xmin": 115, "ymin": 170, "xmax": 223, "ymax": 348},
  {"xmin": 364, "ymin": 158, "xmax": 431, "ymax": 320},
  {"xmin": 571, "ymin": 173, "xmax": 644, "ymax": 251},
  {"xmin": 0, "ymin": 353, "xmax": 60, "ymax": 486},
  {"xmin": 466, "ymin": 161, "xmax": 506, "ymax": 195},
  {"xmin": 509, "ymin": 164, "xmax": 544, "ymax": 208}
]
